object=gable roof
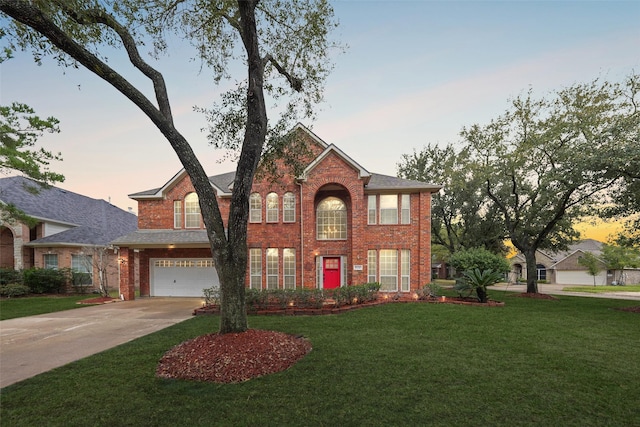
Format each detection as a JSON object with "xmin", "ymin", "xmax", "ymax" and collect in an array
[{"xmin": 0, "ymin": 176, "xmax": 138, "ymax": 247}]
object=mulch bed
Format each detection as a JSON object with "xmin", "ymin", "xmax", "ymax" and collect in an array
[
  {"xmin": 156, "ymin": 329, "xmax": 312, "ymax": 384},
  {"xmin": 616, "ymin": 306, "xmax": 640, "ymax": 313},
  {"xmin": 77, "ymin": 296, "xmax": 117, "ymax": 304},
  {"xmin": 510, "ymin": 292, "xmax": 559, "ymax": 300}
]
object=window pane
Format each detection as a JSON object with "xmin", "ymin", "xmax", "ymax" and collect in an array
[
  {"xmin": 367, "ymin": 250, "xmax": 377, "ymax": 283},
  {"xmin": 43, "ymin": 254, "xmax": 58, "ymax": 269},
  {"xmin": 250, "ymin": 193, "xmax": 262, "ymax": 223},
  {"xmin": 267, "ymin": 248, "xmax": 279, "ymax": 289},
  {"xmin": 266, "ymin": 193, "xmax": 278, "ymax": 223},
  {"xmin": 185, "ymin": 193, "xmax": 200, "ymax": 228},
  {"xmin": 316, "ymin": 197, "xmax": 347, "ymax": 240},
  {"xmin": 368, "ymin": 195, "xmax": 376, "ymax": 224},
  {"xmin": 380, "ymin": 194, "xmax": 398, "ymax": 224},
  {"xmin": 283, "ymin": 248, "xmax": 295, "ymax": 289},
  {"xmin": 401, "ymin": 249, "xmax": 410, "ymax": 292},
  {"xmin": 283, "ymin": 192, "xmax": 296, "ymax": 222},
  {"xmin": 379, "ymin": 249, "xmax": 397, "ymax": 292},
  {"xmin": 250, "ymin": 248, "xmax": 262, "ymax": 289},
  {"xmin": 71, "ymin": 254, "xmax": 93, "ymax": 285},
  {"xmin": 401, "ymin": 194, "xmax": 410, "ymax": 225},
  {"xmin": 173, "ymin": 200, "xmax": 182, "ymax": 228}
]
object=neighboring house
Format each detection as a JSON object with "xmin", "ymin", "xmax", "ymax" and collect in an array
[
  {"xmin": 0, "ymin": 176, "xmax": 138, "ymax": 292},
  {"xmin": 510, "ymin": 239, "xmax": 613, "ymax": 286},
  {"xmin": 112, "ymin": 124, "xmax": 442, "ymax": 299}
]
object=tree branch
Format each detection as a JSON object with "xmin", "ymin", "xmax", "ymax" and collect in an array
[{"xmin": 264, "ymin": 53, "xmax": 303, "ymax": 92}]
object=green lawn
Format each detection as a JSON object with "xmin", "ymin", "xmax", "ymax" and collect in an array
[
  {"xmin": 0, "ymin": 295, "xmax": 95, "ymax": 320},
  {"xmin": 562, "ymin": 285, "xmax": 640, "ymax": 294},
  {"xmin": 1, "ymin": 293, "xmax": 638, "ymax": 426}
]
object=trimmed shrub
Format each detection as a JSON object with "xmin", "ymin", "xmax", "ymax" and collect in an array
[
  {"xmin": 0, "ymin": 283, "xmax": 31, "ymax": 297},
  {"xmin": 0, "ymin": 268, "xmax": 22, "ymax": 285},
  {"xmin": 449, "ymin": 248, "xmax": 510, "ymax": 276},
  {"xmin": 23, "ymin": 268, "xmax": 69, "ymax": 294}
]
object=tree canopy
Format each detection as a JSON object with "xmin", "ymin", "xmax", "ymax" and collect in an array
[{"xmin": 1, "ymin": 0, "xmax": 340, "ymax": 333}]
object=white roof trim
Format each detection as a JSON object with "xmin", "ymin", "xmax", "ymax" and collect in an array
[{"xmin": 298, "ymin": 144, "xmax": 371, "ymax": 182}]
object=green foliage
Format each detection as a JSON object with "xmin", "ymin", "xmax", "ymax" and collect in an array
[
  {"xmin": 577, "ymin": 252, "xmax": 602, "ymax": 286},
  {"xmin": 22, "ymin": 267, "xmax": 69, "ymax": 294},
  {"xmin": 457, "ymin": 268, "xmax": 505, "ymax": 302},
  {"xmin": 415, "ymin": 282, "xmax": 443, "ymax": 299},
  {"xmin": 0, "ymin": 267, "xmax": 22, "ymax": 285},
  {"xmin": 203, "ymin": 287, "xmax": 220, "ymax": 306},
  {"xmin": 0, "ymin": 283, "xmax": 31, "ymax": 297},
  {"xmin": 329, "ymin": 283, "xmax": 380, "ymax": 307},
  {"xmin": 449, "ymin": 247, "xmax": 510, "ymax": 275}
]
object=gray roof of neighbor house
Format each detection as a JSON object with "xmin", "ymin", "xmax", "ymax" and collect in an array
[
  {"xmin": 0, "ymin": 176, "xmax": 138, "ymax": 247},
  {"xmin": 110, "ymin": 229, "xmax": 210, "ymax": 248}
]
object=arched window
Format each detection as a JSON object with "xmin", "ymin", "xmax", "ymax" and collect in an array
[
  {"xmin": 249, "ymin": 193, "xmax": 262, "ymax": 223},
  {"xmin": 283, "ymin": 192, "xmax": 295, "ymax": 222},
  {"xmin": 266, "ymin": 192, "xmax": 278, "ymax": 223},
  {"xmin": 185, "ymin": 192, "xmax": 201, "ymax": 228},
  {"xmin": 316, "ymin": 197, "xmax": 347, "ymax": 240}
]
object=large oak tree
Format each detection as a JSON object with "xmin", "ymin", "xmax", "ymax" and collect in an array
[
  {"xmin": 1, "ymin": 0, "xmax": 339, "ymax": 333},
  {"xmin": 463, "ymin": 75, "xmax": 639, "ymax": 293}
]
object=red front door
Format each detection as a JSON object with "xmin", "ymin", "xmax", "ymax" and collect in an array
[{"xmin": 323, "ymin": 257, "xmax": 341, "ymax": 289}]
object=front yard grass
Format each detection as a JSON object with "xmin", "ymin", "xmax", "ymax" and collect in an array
[
  {"xmin": 0, "ymin": 295, "xmax": 95, "ymax": 320},
  {"xmin": 562, "ymin": 285, "xmax": 640, "ymax": 293},
  {"xmin": 1, "ymin": 293, "xmax": 638, "ymax": 426}
]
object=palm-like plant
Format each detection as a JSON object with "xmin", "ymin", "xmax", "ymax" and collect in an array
[{"xmin": 457, "ymin": 268, "xmax": 504, "ymax": 303}]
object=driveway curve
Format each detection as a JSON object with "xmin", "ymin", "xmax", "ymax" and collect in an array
[{"xmin": 0, "ymin": 298, "xmax": 201, "ymax": 389}]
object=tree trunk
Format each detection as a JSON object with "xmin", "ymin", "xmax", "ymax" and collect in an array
[
  {"xmin": 523, "ymin": 248, "xmax": 539, "ymax": 294},
  {"xmin": 476, "ymin": 286, "xmax": 488, "ymax": 303}
]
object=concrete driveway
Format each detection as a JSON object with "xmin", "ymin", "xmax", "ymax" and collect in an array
[{"xmin": 0, "ymin": 297, "xmax": 201, "ymax": 389}]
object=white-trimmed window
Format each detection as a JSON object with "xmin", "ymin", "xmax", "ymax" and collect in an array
[
  {"xmin": 250, "ymin": 193, "xmax": 262, "ymax": 223},
  {"xmin": 71, "ymin": 254, "xmax": 93, "ymax": 285},
  {"xmin": 283, "ymin": 192, "xmax": 296, "ymax": 223},
  {"xmin": 380, "ymin": 195, "xmax": 398, "ymax": 225},
  {"xmin": 401, "ymin": 194, "xmax": 411, "ymax": 225},
  {"xmin": 401, "ymin": 249, "xmax": 410, "ymax": 291},
  {"xmin": 283, "ymin": 248, "xmax": 295, "ymax": 289},
  {"xmin": 266, "ymin": 192, "xmax": 279, "ymax": 223},
  {"xmin": 173, "ymin": 200, "xmax": 182, "ymax": 228},
  {"xmin": 185, "ymin": 192, "xmax": 201, "ymax": 228},
  {"xmin": 368, "ymin": 195, "xmax": 377, "ymax": 225},
  {"xmin": 43, "ymin": 254, "xmax": 58, "ymax": 269},
  {"xmin": 266, "ymin": 248, "xmax": 279, "ymax": 289},
  {"xmin": 379, "ymin": 249, "xmax": 398, "ymax": 292},
  {"xmin": 367, "ymin": 250, "xmax": 377, "ymax": 283},
  {"xmin": 250, "ymin": 248, "xmax": 262, "ymax": 289},
  {"xmin": 317, "ymin": 197, "xmax": 347, "ymax": 240}
]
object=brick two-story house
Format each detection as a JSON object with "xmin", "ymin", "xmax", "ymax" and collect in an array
[{"xmin": 112, "ymin": 124, "xmax": 441, "ymax": 299}]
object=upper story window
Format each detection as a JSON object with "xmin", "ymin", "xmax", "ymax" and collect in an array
[
  {"xmin": 266, "ymin": 192, "xmax": 279, "ymax": 223},
  {"xmin": 173, "ymin": 200, "xmax": 182, "ymax": 228},
  {"xmin": 283, "ymin": 192, "xmax": 296, "ymax": 223},
  {"xmin": 317, "ymin": 196, "xmax": 347, "ymax": 240},
  {"xmin": 368, "ymin": 194, "xmax": 411, "ymax": 225},
  {"xmin": 380, "ymin": 194, "xmax": 398, "ymax": 224},
  {"xmin": 250, "ymin": 193, "xmax": 262, "ymax": 223},
  {"xmin": 185, "ymin": 192, "xmax": 201, "ymax": 228}
]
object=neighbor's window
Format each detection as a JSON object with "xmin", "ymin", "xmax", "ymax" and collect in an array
[
  {"xmin": 250, "ymin": 193, "xmax": 262, "ymax": 223},
  {"xmin": 43, "ymin": 253, "xmax": 58, "ymax": 269},
  {"xmin": 536, "ymin": 264, "xmax": 547, "ymax": 281},
  {"xmin": 283, "ymin": 192, "xmax": 296, "ymax": 223},
  {"xmin": 283, "ymin": 248, "xmax": 296, "ymax": 289},
  {"xmin": 368, "ymin": 195, "xmax": 377, "ymax": 225},
  {"xmin": 173, "ymin": 200, "xmax": 182, "ymax": 228},
  {"xmin": 250, "ymin": 248, "xmax": 262, "ymax": 289},
  {"xmin": 401, "ymin": 194, "xmax": 411, "ymax": 225},
  {"xmin": 379, "ymin": 249, "xmax": 398, "ymax": 292},
  {"xmin": 267, "ymin": 248, "xmax": 279, "ymax": 289},
  {"xmin": 184, "ymin": 192, "xmax": 201, "ymax": 228},
  {"xmin": 316, "ymin": 197, "xmax": 347, "ymax": 240},
  {"xmin": 379, "ymin": 194, "xmax": 398, "ymax": 224},
  {"xmin": 266, "ymin": 192, "xmax": 279, "ymax": 223}
]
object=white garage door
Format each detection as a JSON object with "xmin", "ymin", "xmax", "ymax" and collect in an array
[
  {"xmin": 556, "ymin": 270, "xmax": 607, "ymax": 286},
  {"xmin": 150, "ymin": 258, "xmax": 220, "ymax": 297}
]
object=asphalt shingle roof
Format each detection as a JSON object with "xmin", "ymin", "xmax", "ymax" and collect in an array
[{"xmin": 0, "ymin": 176, "xmax": 138, "ymax": 246}]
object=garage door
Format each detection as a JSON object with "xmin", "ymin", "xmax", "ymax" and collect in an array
[
  {"xmin": 556, "ymin": 270, "xmax": 607, "ymax": 286},
  {"xmin": 150, "ymin": 258, "xmax": 220, "ymax": 297}
]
